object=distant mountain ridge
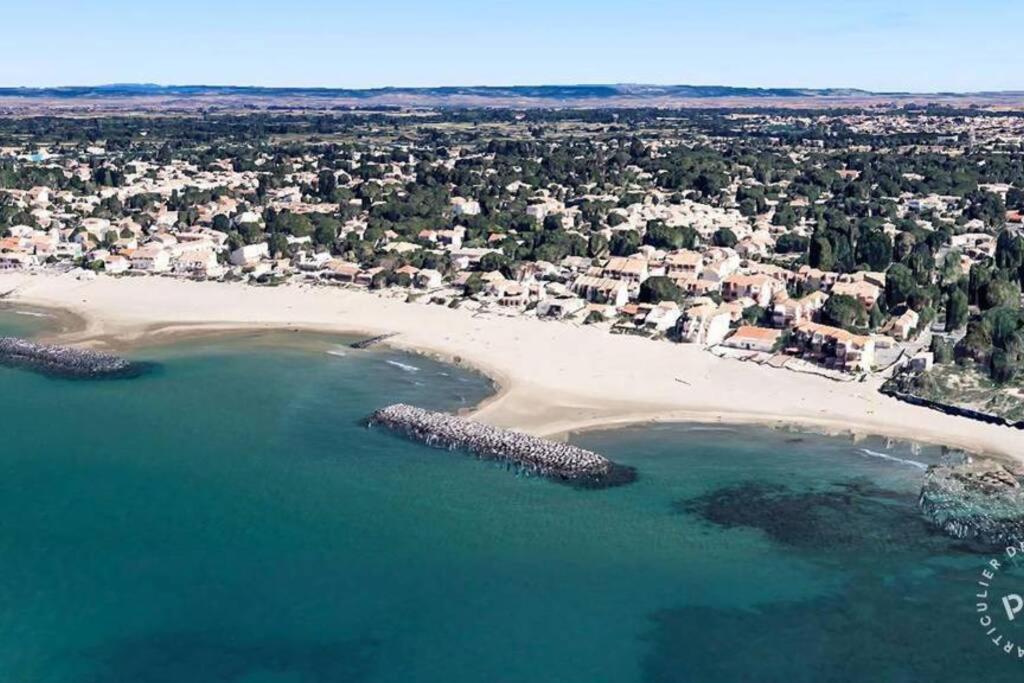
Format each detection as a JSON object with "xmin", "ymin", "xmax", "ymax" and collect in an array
[{"xmin": 0, "ymin": 83, "xmax": 949, "ymax": 100}]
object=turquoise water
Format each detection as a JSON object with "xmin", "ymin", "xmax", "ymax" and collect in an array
[{"xmin": 1, "ymin": 312, "xmax": 1023, "ymax": 682}]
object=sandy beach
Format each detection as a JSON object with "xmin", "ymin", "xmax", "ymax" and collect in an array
[{"xmin": 3, "ymin": 270, "xmax": 1022, "ymax": 461}]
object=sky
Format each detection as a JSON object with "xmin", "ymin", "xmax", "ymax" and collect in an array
[{"xmin": 3, "ymin": 0, "xmax": 1022, "ymax": 92}]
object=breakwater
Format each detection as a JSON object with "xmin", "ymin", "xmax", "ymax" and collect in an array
[
  {"xmin": 0, "ymin": 337, "xmax": 147, "ymax": 379},
  {"xmin": 368, "ymin": 403, "xmax": 636, "ymax": 487}
]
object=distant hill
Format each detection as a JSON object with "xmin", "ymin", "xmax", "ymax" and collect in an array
[{"xmin": 3, "ymin": 83, "xmax": 1023, "ymax": 111}]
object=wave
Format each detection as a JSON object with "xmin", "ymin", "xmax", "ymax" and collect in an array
[
  {"xmin": 13, "ymin": 310, "xmax": 52, "ymax": 318},
  {"xmin": 325, "ymin": 348, "xmax": 347, "ymax": 357},
  {"xmin": 386, "ymin": 360, "xmax": 420, "ymax": 373},
  {"xmin": 857, "ymin": 448, "xmax": 928, "ymax": 470}
]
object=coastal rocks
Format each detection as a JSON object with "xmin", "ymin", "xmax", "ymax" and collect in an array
[
  {"xmin": 919, "ymin": 459, "xmax": 1024, "ymax": 547},
  {"xmin": 0, "ymin": 337, "xmax": 147, "ymax": 379},
  {"xmin": 368, "ymin": 403, "xmax": 636, "ymax": 488}
]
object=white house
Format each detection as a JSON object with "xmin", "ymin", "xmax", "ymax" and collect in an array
[
  {"xmin": 229, "ymin": 242, "xmax": 269, "ymax": 267},
  {"xmin": 130, "ymin": 246, "xmax": 171, "ymax": 273}
]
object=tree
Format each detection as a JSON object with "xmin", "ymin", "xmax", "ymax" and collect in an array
[
  {"xmin": 463, "ymin": 273, "xmax": 484, "ymax": 296},
  {"xmin": 268, "ymin": 232, "xmax": 290, "ymax": 258},
  {"xmin": 821, "ymin": 294, "xmax": 867, "ymax": 331},
  {"xmin": 809, "ymin": 236, "xmax": 835, "ymax": 270},
  {"xmin": 775, "ymin": 233, "xmax": 808, "ymax": 254},
  {"xmin": 996, "ymin": 230, "xmax": 1024, "ymax": 273},
  {"xmin": 609, "ymin": 230, "xmax": 641, "ymax": 256},
  {"xmin": 930, "ymin": 335, "xmax": 954, "ymax": 364},
  {"xmin": 855, "ymin": 230, "xmax": 893, "ymax": 271},
  {"xmin": 944, "ymin": 288, "xmax": 969, "ymax": 331},
  {"xmin": 983, "ymin": 278, "xmax": 1020, "ymax": 311},
  {"xmin": 588, "ymin": 233, "xmax": 609, "ymax": 258},
  {"xmin": 644, "ymin": 222, "xmax": 698, "ymax": 250},
  {"xmin": 711, "ymin": 227, "xmax": 737, "ymax": 248},
  {"xmin": 958, "ymin": 318, "xmax": 993, "ymax": 362},
  {"xmin": 479, "ymin": 252, "xmax": 510, "ymax": 274},
  {"xmin": 968, "ymin": 262, "xmax": 993, "ymax": 307},
  {"xmin": 638, "ymin": 276, "xmax": 684, "ymax": 304},
  {"xmin": 317, "ymin": 169, "xmax": 337, "ymax": 200},
  {"xmin": 990, "ymin": 349, "xmax": 1017, "ymax": 384},
  {"xmin": 885, "ymin": 263, "xmax": 917, "ymax": 308},
  {"xmin": 314, "ymin": 221, "xmax": 338, "ymax": 247}
]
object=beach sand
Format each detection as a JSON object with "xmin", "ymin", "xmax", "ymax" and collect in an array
[{"xmin": 3, "ymin": 271, "xmax": 1021, "ymax": 461}]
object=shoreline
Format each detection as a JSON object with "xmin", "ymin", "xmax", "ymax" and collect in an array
[{"xmin": 2, "ymin": 270, "xmax": 1022, "ymax": 462}]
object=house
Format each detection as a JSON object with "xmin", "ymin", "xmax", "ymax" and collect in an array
[
  {"xmin": 571, "ymin": 275, "xmax": 630, "ymax": 308},
  {"xmin": 722, "ymin": 274, "xmax": 784, "ymax": 308},
  {"xmin": 130, "ymin": 246, "xmax": 171, "ymax": 273},
  {"xmin": 415, "ymin": 269, "xmax": 443, "ymax": 289},
  {"xmin": 491, "ymin": 281, "xmax": 529, "ymax": 308},
  {"xmin": 325, "ymin": 260, "xmax": 361, "ymax": 282},
  {"xmin": 797, "ymin": 265, "xmax": 839, "ymax": 291},
  {"xmin": 792, "ymin": 322, "xmax": 876, "ymax": 373},
  {"xmin": 355, "ymin": 267, "xmax": 384, "ymax": 287},
  {"xmin": 908, "ymin": 351, "xmax": 934, "ymax": 373},
  {"xmin": 174, "ymin": 250, "xmax": 223, "ymax": 278},
  {"xmin": 680, "ymin": 303, "xmax": 732, "ymax": 346},
  {"xmin": 771, "ymin": 291, "xmax": 828, "ymax": 328},
  {"xmin": 451, "ymin": 197, "xmax": 481, "ymax": 217},
  {"xmin": 831, "ymin": 279, "xmax": 881, "ymax": 309},
  {"xmin": 0, "ymin": 252, "xmax": 32, "ymax": 270},
  {"xmin": 722, "ymin": 325, "xmax": 782, "ymax": 353},
  {"xmin": 602, "ymin": 257, "xmax": 649, "ymax": 283},
  {"xmin": 665, "ymin": 250, "xmax": 703, "ymax": 278},
  {"xmin": 526, "ymin": 203, "xmax": 549, "ymax": 221},
  {"xmin": 884, "ymin": 308, "xmax": 920, "ymax": 342},
  {"xmin": 536, "ymin": 297, "xmax": 585, "ymax": 319},
  {"xmin": 642, "ymin": 301, "xmax": 683, "ymax": 333},
  {"xmin": 701, "ymin": 248, "xmax": 741, "ymax": 282},
  {"xmin": 435, "ymin": 228, "xmax": 465, "ymax": 250},
  {"xmin": 229, "ymin": 242, "xmax": 269, "ymax": 267},
  {"xmin": 104, "ymin": 255, "xmax": 130, "ymax": 274}
]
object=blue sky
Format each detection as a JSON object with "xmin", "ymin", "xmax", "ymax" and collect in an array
[{"xmin": 3, "ymin": 0, "xmax": 1022, "ymax": 91}]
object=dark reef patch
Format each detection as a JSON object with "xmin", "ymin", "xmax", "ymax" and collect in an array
[
  {"xmin": 675, "ymin": 478, "xmax": 958, "ymax": 556},
  {"xmin": 640, "ymin": 565, "xmax": 1020, "ymax": 683}
]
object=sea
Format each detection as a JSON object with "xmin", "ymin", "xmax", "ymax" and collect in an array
[{"xmin": 1, "ymin": 308, "xmax": 1023, "ymax": 682}]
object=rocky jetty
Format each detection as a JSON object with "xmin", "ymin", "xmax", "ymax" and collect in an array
[
  {"xmin": 919, "ymin": 459, "xmax": 1024, "ymax": 546},
  {"xmin": 0, "ymin": 337, "xmax": 146, "ymax": 379},
  {"xmin": 368, "ymin": 403, "xmax": 636, "ymax": 488},
  {"xmin": 350, "ymin": 333, "xmax": 395, "ymax": 350}
]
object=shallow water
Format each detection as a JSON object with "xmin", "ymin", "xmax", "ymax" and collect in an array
[{"xmin": 1, "ymin": 314, "xmax": 1023, "ymax": 682}]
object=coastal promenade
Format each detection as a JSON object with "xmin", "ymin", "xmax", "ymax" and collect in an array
[{"xmin": 3, "ymin": 271, "xmax": 1023, "ymax": 462}]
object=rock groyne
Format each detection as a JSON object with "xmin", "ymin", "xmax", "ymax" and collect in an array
[
  {"xmin": 369, "ymin": 403, "xmax": 636, "ymax": 488},
  {"xmin": 919, "ymin": 459, "xmax": 1024, "ymax": 547},
  {"xmin": 0, "ymin": 337, "xmax": 147, "ymax": 379},
  {"xmin": 880, "ymin": 386, "xmax": 1024, "ymax": 430},
  {"xmin": 350, "ymin": 333, "xmax": 396, "ymax": 350}
]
